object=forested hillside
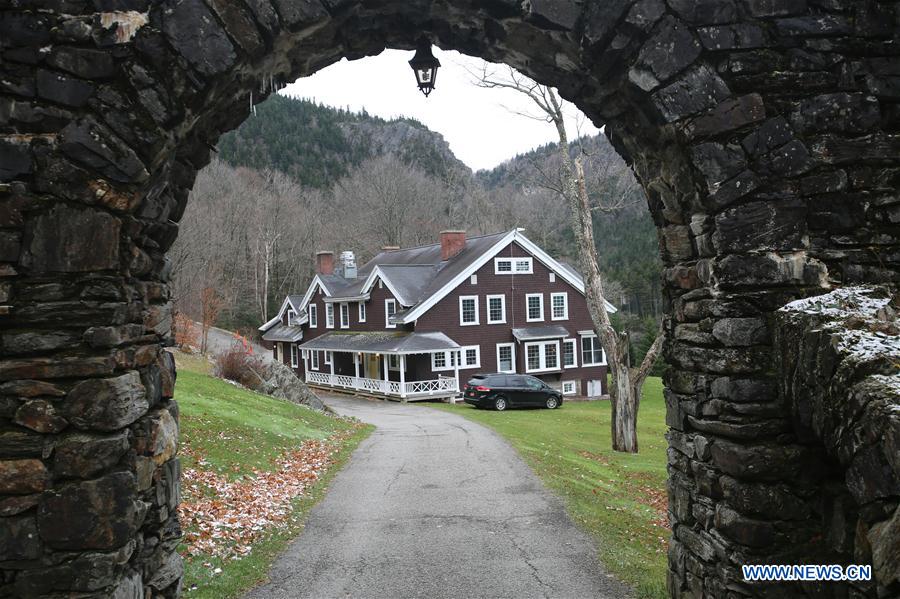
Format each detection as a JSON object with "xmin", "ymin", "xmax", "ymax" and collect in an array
[
  {"xmin": 175, "ymin": 93, "xmax": 661, "ymax": 364},
  {"xmin": 217, "ymin": 95, "xmax": 468, "ymax": 187}
]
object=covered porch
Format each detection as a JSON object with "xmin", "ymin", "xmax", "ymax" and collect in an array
[{"xmin": 297, "ymin": 331, "xmax": 462, "ymax": 402}]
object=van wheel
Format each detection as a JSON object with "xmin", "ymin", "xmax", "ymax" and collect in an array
[
  {"xmin": 494, "ymin": 396, "xmax": 508, "ymax": 411},
  {"xmin": 545, "ymin": 396, "xmax": 559, "ymax": 409}
]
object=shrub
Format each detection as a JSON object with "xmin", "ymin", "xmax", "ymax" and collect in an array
[
  {"xmin": 174, "ymin": 312, "xmax": 200, "ymax": 350},
  {"xmin": 214, "ymin": 343, "xmax": 265, "ymax": 389}
]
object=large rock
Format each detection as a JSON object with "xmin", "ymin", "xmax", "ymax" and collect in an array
[
  {"xmin": 0, "ymin": 514, "xmax": 42, "ymax": 560},
  {"xmin": 0, "ymin": 458, "xmax": 48, "ymax": 494},
  {"xmin": 37, "ymin": 472, "xmax": 141, "ymax": 550},
  {"xmin": 65, "ymin": 371, "xmax": 148, "ymax": 431},
  {"xmin": 21, "ymin": 204, "xmax": 121, "ymax": 273},
  {"xmin": 258, "ymin": 360, "xmax": 325, "ymax": 410},
  {"xmin": 53, "ymin": 431, "xmax": 130, "ymax": 478}
]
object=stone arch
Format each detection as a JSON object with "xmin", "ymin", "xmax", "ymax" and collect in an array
[{"xmin": 1, "ymin": 1, "xmax": 898, "ymax": 597}]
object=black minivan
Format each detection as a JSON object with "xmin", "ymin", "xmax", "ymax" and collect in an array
[{"xmin": 463, "ymin": 373, "xmax": 563, "ymax": 411}]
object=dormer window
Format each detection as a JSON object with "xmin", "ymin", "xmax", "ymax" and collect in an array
[
  {"xmin": 309, "ymin": 305, "xmax": 318, "ymax": 328},
  {"xmin": 287, "ymin": 309, "xmax": 297, "ymax": 326}
]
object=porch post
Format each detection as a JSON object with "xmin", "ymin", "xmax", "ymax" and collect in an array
[
  {"xmin": 399, "ymin": 354, "xmax": 407, "ymax": 402},
  {"xmin": 382, "ymin": 353, "xmax": 389, "ymax": 396},
  {"xmin": 330, "ymin": 351, "xmax": 335, "ymax": 375},
  {"xmin": 302, "ymin": 350, "xmax": 309, "ymax": 382},
  {"xmin": 453, "ymin": 349, "xmax": 460, "ymax": 396},
  {"xmin": 354, "ymin": 352, "xmax": 360, "ymax": 378}
]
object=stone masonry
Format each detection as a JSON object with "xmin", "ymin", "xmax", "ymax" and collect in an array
[{"xmin": 0, "ymin": 0, "xmax": 898, "ymax": 597}]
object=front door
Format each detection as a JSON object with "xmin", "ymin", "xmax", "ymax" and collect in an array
[{"xmin": 364, "ymin": 354, "xmax": 380, "ymax": 379}]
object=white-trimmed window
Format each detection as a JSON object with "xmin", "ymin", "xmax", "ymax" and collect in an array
[
  {"xmin": 324, "ymin": 351, "xmax": 333, "ymax": 366},
  {"xmin": 486, "ymin": 294, "xmax": 506, "ymax": 324},
  {"xmin": 459, "ymin": 295, "xmax": 479, "ymax": 326},
  {"xmin": 562, "ymin": 381, "xmax": 577, "ymax": 395},
  {"xmin": 340, "ymin": 303, "xmax": 350, "ymax": 328},
  {"xmin": 563, "ymin": 338, "xmax": 577, "ymax": 368},
  {"xmin": 524, "ymin": 340, "xmax": 560, "ymax": 373},
  {"xmin": 326, "ymin": 304, "xmax": 335, "ymax": 328},
  {"xmin": 551, "ymin": 292, "xmax": 568, "ymax": 321},
  {"xmin": 526, "ymin": 293, "xmax": 544, "ymax": 322},
  {"xmin": 462, "ymin": 346, "xmax": 480, "ymax": 369},
  {"xmin": 494, "ymin": 257, "xmax": 532, "ymax": 274},
  {"xmin": 549, "ymin": 272, "xmax": 556, "ymax": 283},
  {"xmin": 581, "ymin": 335, "xmax": 606, "ymax": 366},
  {"xmin": 358, "ymin": 301, "xmax": 366, "ymax": 322},
  {"xmin": 385, "ymin": 299, "xmax": 397, "ymax": 329},
  {"xmin": 309, "ymin": 304, "xmax": 318, "ymax": 328},
  {"xmin": 310, "ymin": 350, "xmax": 320, "ymax": 370},
  {"xmin": 496, "ymin": 343, "xmax": 516, "ymax": 373},
  {"xmin": 432, "ymin": 347, "xmax": 477, "ymax": 370},
  {"xmin": 388, "ymin": 354, "xmax": 400, "ymax": 370},
  {"xmin": 432, "ymin": 349, "xmax": 462, "ymax": 371},
  {"xmin": 290, "ymin": 345, "xmax": 298, "ymax": 368},
  {"xmin": 287, "ymin": 308, "xmax": 297, "ymax": 326},
  {"xmin": 470, "ymin": 274, "xmax": 478, "ymax": 285}
]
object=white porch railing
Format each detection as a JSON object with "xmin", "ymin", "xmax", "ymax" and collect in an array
[{"xmin": 306, "ymin": 371, "xmax": 458, "ymax": 398}]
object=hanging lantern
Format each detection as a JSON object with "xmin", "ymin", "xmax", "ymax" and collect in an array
[{"xmin": 408, "ymin": 37, "xmax": 441, "ymax": 97}]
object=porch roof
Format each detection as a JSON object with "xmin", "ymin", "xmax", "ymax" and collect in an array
[
  {"xmin": 297, "ymin": 331, "xmax": 460, "ymax": 354},
  {"xmin": 262, "ymin": 324, "xmax": 304, "ymax": 343},
  {"xmin": 511, "ymin": 325, "xmax": 571, "ymax": 341}
]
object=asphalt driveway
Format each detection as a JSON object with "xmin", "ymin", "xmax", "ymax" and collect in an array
[{"xmin": 244, "ymin": 394, "xmax": 631, "ymax": 599}]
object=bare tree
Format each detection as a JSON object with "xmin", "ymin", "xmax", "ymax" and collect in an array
[{"xmin": 477, "ymin": 67, "xmax": 662, "ymax": 453}]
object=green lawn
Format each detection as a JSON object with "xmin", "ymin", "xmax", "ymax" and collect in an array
[
  {"xmin": 428, "ymin": 377, "xmax": 668, "ymax": 599},
  {"xmin": 173, "ymin": 352, "xmax": 372, "ymax": 598}
]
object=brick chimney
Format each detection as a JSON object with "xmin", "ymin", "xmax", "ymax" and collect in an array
[
  {"xmin": 315, "ymin": 251, "xmax": 334, "ymax": 275},
  {"xmin": 440, "ymin": 230, "xmax": 466, "ymax": 261}
]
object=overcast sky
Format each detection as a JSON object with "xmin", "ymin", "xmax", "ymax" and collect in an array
[{"xmin": 281, "ymin": 48, "xmax": 600, "ymax": 172}]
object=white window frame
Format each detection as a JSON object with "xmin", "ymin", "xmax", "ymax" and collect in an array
[
  {"xmin": 524, "ymin": 340, "xmax": 561, "ymax": 373},
  {"xmin": 340, "ymin": 302, "xmax": 350, "ymax": 329},
  {"xmin": 309, "ymin": 304, "xmax": 318, "ymax": 328},
  {"xmin": 551, "ymin": 292, "xmax": 569, "ymax": 321},
  {"xmin": 563, "ymin": 338, "xmax": 578, "ymax": 369},
  {"xmin": 526, "ymin": 293, "xmax": 544, "ymax": 322},
  {"xmin": 290, "ymin": 345, "xmax": 298, "ymax": 368},
  {"xmin": 461, "ymin": 345, "xmax": 481, "ymax": 369},
  {"xmin": 324, "ymin": 351, "xmax": 333, "ymax": 366},
  {"xmin": 287, "ymin": 308, "xmax": 297, "ymax": 326},
  {"xmin": 581, "ymin": 334, "xmax": 606, "ymax": 366},
  {"xmin": 562, "ymin": 381, "xmax": 577, "ymax": 395},
  {"xmin": 549, "ymin": 272, "xmax": 556, "ymax": 283},
  {"xmin": 310, "ymin": 350, "xmax": 320, "ymax": 370},
  {"xmin": 358, "ymin": 301, "xmax": 366, "ymax": 323},
  {"xmin": 486, "ymin": 294, "xmax": 506, "ymax": 324},
  {"xmin": 459, "ymin": 295, "xmax": 479, "ymax": 326},
  {"xmin": 385, "ymin": 299, "xmax": 397, "ymax": 329},
  {"xmin": 326, "ymin": 304, "xmax": 335, "ymax": 328},
  {"xmin": 496, "ymin": 342, "xmax": 516, "ymax": 374},
  {"xmin": 432, "ymin": 349, "xmax": 475, "ymax": 371},
  {"xmin": 387, "ymin": 354, "xmax": 400, "ymax": 371},
  {"xmin": 494, "ymin": 257, "xmax": 533, "ymax": 275},
  {"xmin": 470, "ymin": 274, "xmax": 478, "ymax": 285}
]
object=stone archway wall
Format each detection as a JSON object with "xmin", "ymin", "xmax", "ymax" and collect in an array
[{"xmin": 1, "ymin": 0, "xmax": 898, "ymax": 596}]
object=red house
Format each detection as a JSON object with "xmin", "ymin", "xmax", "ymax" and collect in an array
[{"xmin": 259, "ymin": 229, "xmax": 613, "ymax": 401}]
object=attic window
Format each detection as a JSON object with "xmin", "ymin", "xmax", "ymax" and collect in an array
[
  {"xmin": 470, "ymin": 274, "xmax": 477, "ymax": 285},
  {"xmin": 495, "ymin": 257, "xmax": 532, "ymax": 274}
]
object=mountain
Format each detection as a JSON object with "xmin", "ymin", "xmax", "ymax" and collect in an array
[
  {"xmin": 217, "ymin": 94, "xmax": 469, "ymax": 188},
  {"xmin": 214, "ymin": 93, "xmax": 661, "ymax": 322}
]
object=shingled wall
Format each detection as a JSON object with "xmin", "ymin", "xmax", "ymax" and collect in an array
[{"xmin": 1, "ymin": 0, "xmax": 899, "ymax": 596}]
